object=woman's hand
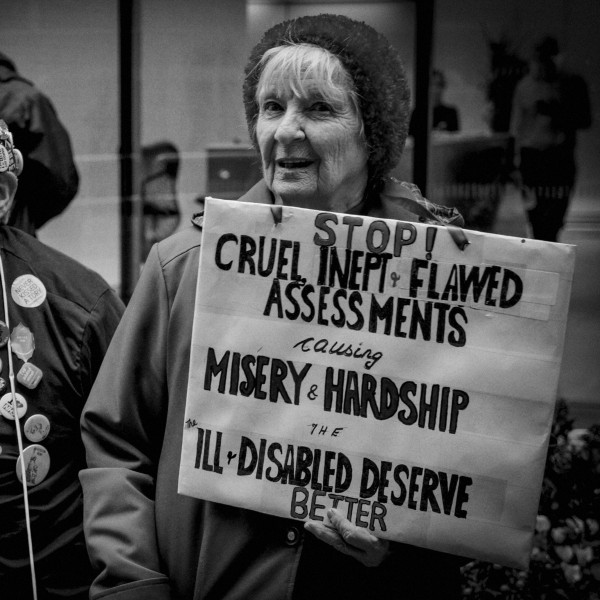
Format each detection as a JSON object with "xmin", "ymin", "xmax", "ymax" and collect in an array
[{"xmin": 304, "ymin": 508, "xmax": 390, "ymax": 567}]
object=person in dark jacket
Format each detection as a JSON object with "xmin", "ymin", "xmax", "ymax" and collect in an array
[
  {"xmin": 0, "ymin": 52, "xmax": 79, "ymax": 235},
  {"xmin": 0, "ymin": 120, "xmax": 125, "ymax": 599},
  {"xmin": 510, "ymin": 36, "xmax": 592, "ymax": 241},
  {"xmin": 79, "ymin": 15, "xmax": 465, "ymax": 600}
]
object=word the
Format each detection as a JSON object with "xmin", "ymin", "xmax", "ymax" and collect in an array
[{"xmin": 309, "ymin": 424, "xmax": 344, "ymax": 437}]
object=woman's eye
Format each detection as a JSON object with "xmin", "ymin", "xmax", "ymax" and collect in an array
[
  {"xmin": 310, "ymin": 101, "xmax": 333, "ymax": 113},
  {"xmin": 262, "ymin": 100, "xmax": 283, "ymax": 113}
]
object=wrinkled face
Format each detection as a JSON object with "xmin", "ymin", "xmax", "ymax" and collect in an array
[{"xmin": 255, "ymin": 46, "xmax": 368, "ymax": 212}]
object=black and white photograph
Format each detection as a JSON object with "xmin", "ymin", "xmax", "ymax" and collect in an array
[{"xmin": 1, "ymin": 1, "xmax": 599, "ymax": 598}]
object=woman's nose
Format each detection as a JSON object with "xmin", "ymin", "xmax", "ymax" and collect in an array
[{"xmin": 274, "ymin": 108, "xmax": 305, "ymax": 144}]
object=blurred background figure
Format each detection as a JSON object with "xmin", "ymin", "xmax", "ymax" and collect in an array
[
  {"xmin": 140, "ymin": 141, "xmax": 181, "ymax": 260},
  {"xmin": 430, "ymin": 68, "xmax": 460, "ymax": 132},
  {"xmin": 510, "ymin": 36, "xmax": 592, "ymax": 241},
  {"xmin": 409, "ymin": 68, "xmax": 460, "ymax": 136},
  {"xmin": 0, "ymin": 51, "xmax": 79, "ymax": 236}
]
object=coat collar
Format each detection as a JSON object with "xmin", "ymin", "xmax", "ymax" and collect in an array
[{"xmin": 192, "ymin": 178, "xmax": 468, "ymax": 249}]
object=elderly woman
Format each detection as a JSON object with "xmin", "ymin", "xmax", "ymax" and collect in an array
[{"xmin": 80, "ymin": 14, "xmax": 464, "ymax": 600}]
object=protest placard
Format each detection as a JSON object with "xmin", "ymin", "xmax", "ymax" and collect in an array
[{"xmin": 178, "ymin": 197, "xmax": 576, "ymax": 568}]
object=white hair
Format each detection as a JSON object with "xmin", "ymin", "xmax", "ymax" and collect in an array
[{"xmin": 255, "ymin": 43, "xmax": 364, "ymax": 138}]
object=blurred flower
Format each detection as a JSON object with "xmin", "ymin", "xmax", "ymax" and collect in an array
[
  {"xmin": 586, "ymin": 518, "xmax": 599, "ymax": 536},
  {"xmin": 561, "ymin": 562, "xmax": 582, "ymax": 584},
  {"xmin": 567, "ymin": 429, "xmax": 588, "ymax": 451},
  {"xmin": 574, "ymin": 545, "xmax": 593, "ymax": 565},
  {"xmin": 566, "ymin": 516, "xmax": 585, "ymax": 536},
  {"xmin": 536, "ymin": 515, "xmax": 551, "ymax": 533},
  {"xmin": 554, "ymin": 545, "xmax": 574, "ymax": 562},
  {"xmin": 550, "ymin": 526, "xmax": 568, "ymax": 543},
  {"xmin": 461, "ymin": 399, "xmax": 600, "ymax": 599}
]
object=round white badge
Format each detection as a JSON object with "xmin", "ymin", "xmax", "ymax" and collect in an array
[
  {"xmin": 11, "ymin": 275, "xmax": 47, "ymax": 308},
  {"xmin": 0, "ymin": 392, "xmax": 27, "ymax": 420},
  {"xmin": 16, "ymin": 444, "xmax": 51, "ymax": 486},
  {"xmin": 24, "ymin": 414, "xmax": 51, "ymax": 443}
]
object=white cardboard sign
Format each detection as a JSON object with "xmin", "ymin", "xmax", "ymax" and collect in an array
[{"xmin": 178, "ymin": 198, "xmax": 575, "ymax": 569}]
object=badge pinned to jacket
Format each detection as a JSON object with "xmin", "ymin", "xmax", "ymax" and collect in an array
[{"xmin": 11, "ymin": 274, "xmax": 47, "ymax": 308}]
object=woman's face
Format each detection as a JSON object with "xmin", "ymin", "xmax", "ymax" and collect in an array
[{"xmin": 256, "ymin": 76, "xmax": 368, "ymax": 212}]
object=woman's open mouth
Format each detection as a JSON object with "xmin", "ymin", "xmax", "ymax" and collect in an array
[{"xmin": 276, "ymin": 158, "xmax": 313, "ymax": 169}]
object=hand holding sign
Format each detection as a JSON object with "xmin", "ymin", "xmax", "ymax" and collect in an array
[{"xmin": 305, "ymin": 508, "xmax": 390, "ymax": 567}]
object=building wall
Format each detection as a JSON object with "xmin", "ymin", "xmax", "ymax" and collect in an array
[
  {"xmin": 2, "ymin": 0, "xmax": 250, "ymax": 287},
  {"xmin": 2, "ymin": 0, "xmax": 122, "ymax": 284},
  {"xmin": 1, "ymin": 0, "xmax": 598, "ymax": 288}
]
